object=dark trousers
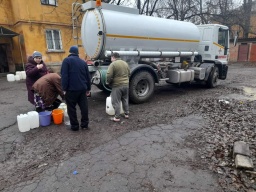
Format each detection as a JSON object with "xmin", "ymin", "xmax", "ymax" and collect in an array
[{"xmin": 65, "ymin": 90, "xmax": 89, "ymax": 130}]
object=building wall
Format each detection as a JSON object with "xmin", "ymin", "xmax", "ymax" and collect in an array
[
  {"xmin": 229, "ymin": 43, "xmax": 239, "ymax": 62},
  {"xmin": 250, "ymin": 43, "xmax": 256, "ymax": 61},
  {"xmin": 229, "ymin": 39, "xmax": 256, "ymax": 63},
  {"xmin": 0, "ymin": 0, "xmax": 85, "ymax": 73},
  {"xmin": 0, "ymin": 0, "xmax": 15, "ymax": 25}
]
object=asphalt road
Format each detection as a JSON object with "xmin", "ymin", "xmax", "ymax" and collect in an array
[{"xmin": 0, "ymin": 63, "xmax": 255, "ymax": 192}]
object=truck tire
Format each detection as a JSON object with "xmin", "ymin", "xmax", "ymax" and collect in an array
[
  {"xmin": 206, "ymin": 67, "xmax": 219, "ymax": 88},
  {"xmin": 129, "ymin": 71, "xmax": 155, "ymax": 104},
  {"xmin": 96, "ymin": 84, "xmax": 111, "ymax": 93}
]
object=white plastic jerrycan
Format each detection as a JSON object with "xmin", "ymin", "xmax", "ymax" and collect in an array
[
  {"xmin": 58, "ymin": 103, "xmax": 67, "ymax": 122},
  {"xmin": 16, "ymin": 71, "xmax": 22, "ymax": 79},
  {"xmin": 15, "ymin": 75, "xmax": 20, "ymax": 81},
  {"xmin": 17, "ymin": 114, "xmax": 30, "ymax": 132},
  {"xmin": 21, "ymin": 71, "xmax": 26, "ymax": 79},
  {"xmin": 58, "ymin": 103, "xmax": 67, "ymax": 111},
  {"xmin": 106, "ymin": 96, "xmax": 124, "ymax": 116},
  {"xmin": 27, "ymin": 111, "xmax": 39, "ymax": 129},
  {"xmin": 7, "ymin": 74, "xmax": 15, "ymax": 82}
]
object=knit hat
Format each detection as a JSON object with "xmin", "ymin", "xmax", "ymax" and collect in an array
[
  {"xmin": 32, "ymin": 51, "xmax": 42, "ymax": 58},
  {"xmin": 111, "ymin": 52, "xmax": 120, "ymax": 58},
  {"xmin": 69, "ymin": 46, "xmax": 79, "ymax": 54}
]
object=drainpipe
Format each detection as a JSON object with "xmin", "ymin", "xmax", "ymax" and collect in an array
[{"xmin": 18, "ymin": 35, "xmax": 25, "ymax": 70}]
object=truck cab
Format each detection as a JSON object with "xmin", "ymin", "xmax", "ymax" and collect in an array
[{"xmin": 197, "ymin": 24, "xmax": 229, "ymax": 64}]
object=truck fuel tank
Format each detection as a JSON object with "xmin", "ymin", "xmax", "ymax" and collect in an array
[{"xmin": 167, "ymin": 69, "xmax": 195, "ymax": 84}]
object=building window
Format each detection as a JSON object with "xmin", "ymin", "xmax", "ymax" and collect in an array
[
  {"xmin": 41, "ymin": 0, "xmax": 58, "ymax": 6},
  {"xmin": 46, "ymin": 29, "xmax": 62, "ymax": 51}
]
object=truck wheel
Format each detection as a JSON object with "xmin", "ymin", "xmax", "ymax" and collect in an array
[
  {"xmin": 96, "ymin": 84, "xmax": 111, "ymax": 93},
  {"xmin": 129, "ymin": 71, "xmax": 155, "ymax": 104},
  {"xmin": 206, "ymin": 67, "xmax": 219, "ymax": 88}
]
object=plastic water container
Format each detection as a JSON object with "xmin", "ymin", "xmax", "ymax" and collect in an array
[
  {"xmin": 58, "ymin": 103, "xmax": 67, "ymax": 112},
  {"xmin": 39, "ymin": 111, "xmax": 52, "ymax": 126},
  {"xmin": 27, "ymin": 111, "xmax": 39, "ymax": 129},
  {"xmin": 64, "ymin": 109, "xmax": 70, "ymax": 126},
  {"xmin": 58, "ymin": 103, "xmax": 66, "ymax": 122},
  {"xmin": 21, "ymin": 71, "xmax": 26, "ymax": 79},
  {"xmin": 106, "ymin": 96, "xmax": 124, "ymax": 116},
  {"xmin": 15, "ymin": 75, "xmax": 20, "ymax": 81},
  {"xmin": 52, "ymin": 109, "xmax": 63, "ymax": 124},
  {"xmin": 16, "ymin": 71, "xmax": 22, "ymax": 79},
  {"xmin": 58, "ymin": 103, "xmax": 70, "ymax": 125},
  {"xmin": 17, "ymin": 114, "xmax": 30, "ymax": 132},
  {"xmin": 7, "ymin": 74, "xmax": 15, "ymax": 82}
]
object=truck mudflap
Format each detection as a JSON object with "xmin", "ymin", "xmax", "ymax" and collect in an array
[{"xmin": 215, "ymin": 63, "xmax": 228, "ymax": 80}]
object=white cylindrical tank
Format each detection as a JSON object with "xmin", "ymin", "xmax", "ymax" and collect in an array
[{"xmin": 81, "ymin": 5, "xmax": 200, "ymax": 59}]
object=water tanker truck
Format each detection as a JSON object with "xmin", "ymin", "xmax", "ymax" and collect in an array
[{"xmin": 79, "ymin": 1, "xmax": 230, "ymax": 104}]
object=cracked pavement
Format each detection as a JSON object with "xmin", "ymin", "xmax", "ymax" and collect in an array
[
  {"xmin": 3, "ymin": 115, "xmax": 221, "ymax": 192},
  {"xmin": 2, "ymin": 63, "xmax": 254, "ymax": 192}
]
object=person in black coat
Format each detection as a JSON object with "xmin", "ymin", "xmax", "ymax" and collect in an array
[
  {"xmin": 61, "ymin": 46, "xmax": 91, "ymax": 131},
  {"xmin": 25, "ymin": 51, "xmax": 47, "ymax": 105}
]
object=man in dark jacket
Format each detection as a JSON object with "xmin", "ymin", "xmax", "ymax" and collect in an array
[{"xmin": 61, "ymin": 46, "xmax": 91, "ymax": 131}]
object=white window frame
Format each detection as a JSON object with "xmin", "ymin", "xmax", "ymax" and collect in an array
[
  {"xmin": 45, "ymin": 29, "xmax": 63, "ymax": 51},
  {"xmin": 41, "ymin": 0, "xmax": 58, "ymax": 6}
]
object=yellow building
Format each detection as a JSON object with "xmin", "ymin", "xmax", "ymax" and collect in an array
[{"xmin": 0, "ymin": 0, "xmax": 86, "ymax": 73}]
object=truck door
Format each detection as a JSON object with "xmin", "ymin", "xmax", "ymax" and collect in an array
[{"xmin": 217, "ymin": 28, "xmax": 229, "ymax": 56}]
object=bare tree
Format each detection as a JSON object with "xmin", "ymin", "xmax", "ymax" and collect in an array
[
  {"xmin": 203, "ymin": 0, "xmax": 242, "ymax": 38},
  {"xmin": 242, "ymin": 0, "xmax": 253, "ymax": 37},
  {"xmin": 154, "ymin": 0, "xmax": 201, "ymax": 22},
  {"xmin": 204, "ymin": 0, "xmax": 254, "ymax": 38}
]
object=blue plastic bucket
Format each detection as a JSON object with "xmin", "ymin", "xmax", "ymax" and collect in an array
[{"xmin": 39, "ymin": 111, "xmax": 52, "ymax": 126}]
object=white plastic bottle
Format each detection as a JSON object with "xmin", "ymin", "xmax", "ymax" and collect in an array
[{"xmin": 64, "ymin": 108, "xmax": 70, "ymax": 126}]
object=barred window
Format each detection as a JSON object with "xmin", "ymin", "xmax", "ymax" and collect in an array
[
  {"xmin": 41, "ymin": 0, "xmax": 58, "ymax": 6},
  {"xmin": 46, "ymin": 29, "xmax": 62, "ymax": 50}
]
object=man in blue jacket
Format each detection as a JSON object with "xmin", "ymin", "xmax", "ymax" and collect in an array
[{"xmin": 61, "ymin": 46, "xmax": 91, "ymax": 131}]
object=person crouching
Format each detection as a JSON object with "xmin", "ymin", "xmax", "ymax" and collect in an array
[{"xmin": 32, "ymin": 73, "xmax": 65, "ymax": 112}]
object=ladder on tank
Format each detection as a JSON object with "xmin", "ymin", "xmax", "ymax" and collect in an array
[{"xmin": 71, "ymin": 2, "xmax": 83, "ymax": 47}]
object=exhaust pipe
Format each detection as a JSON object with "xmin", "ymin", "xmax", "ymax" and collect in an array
[{"xmin": 93, "ymin": 61, "xmax": 100, "ymax": 67}]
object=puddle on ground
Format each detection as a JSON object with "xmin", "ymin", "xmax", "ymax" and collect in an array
[
  {"xmin": 243, "ymin": 86, "xmax": 256, "ymax": 100},
  {"xmin": 219, "ymin": 86, "xmax": 256, "ymax": 101}
]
